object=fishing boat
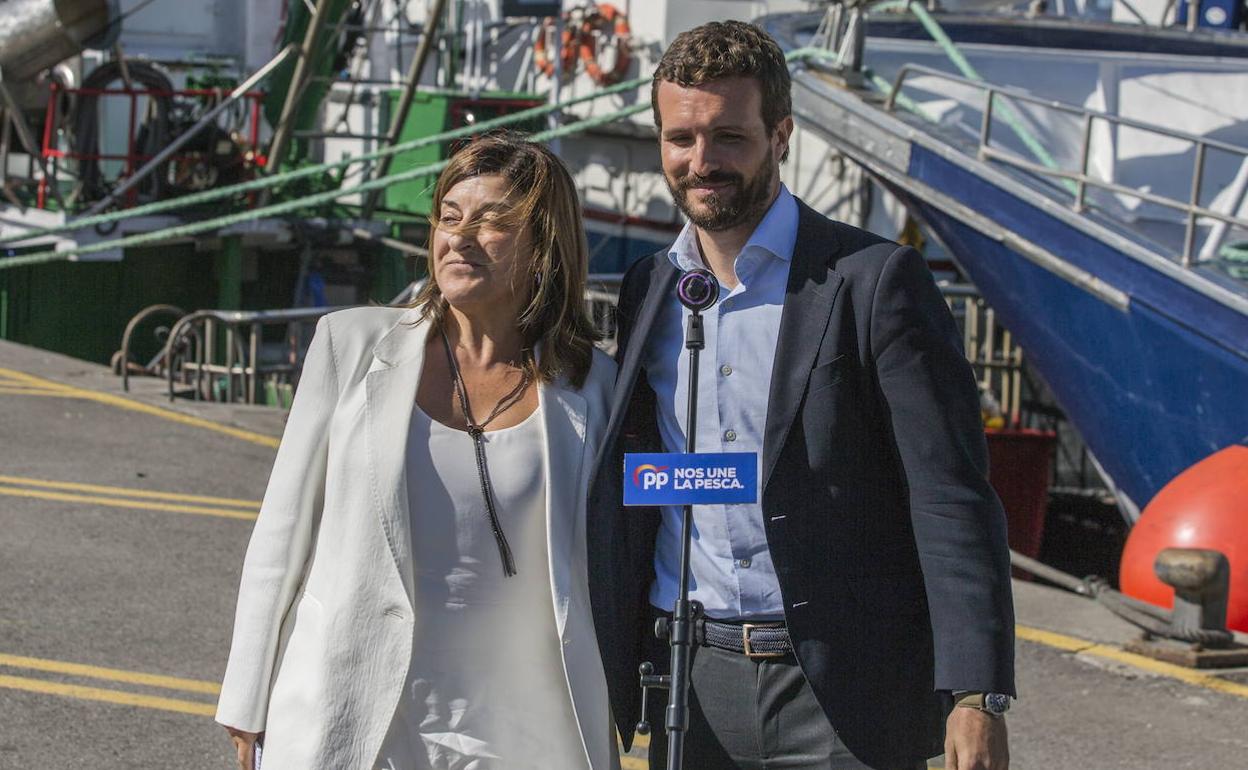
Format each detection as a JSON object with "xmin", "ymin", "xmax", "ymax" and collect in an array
[{"xmin": 761, "ymin": 1, "xmax": 1248, "ymax": 518}]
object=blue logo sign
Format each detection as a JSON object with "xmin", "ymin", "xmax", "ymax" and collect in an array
[{"xmin": 623, "ymin": 452, "xmax": 759, "ymax": 506}]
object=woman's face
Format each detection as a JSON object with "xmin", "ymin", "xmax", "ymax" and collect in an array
[{"xmin": 432, "ymin": 174, "xmax": 532, "ymax": 315}]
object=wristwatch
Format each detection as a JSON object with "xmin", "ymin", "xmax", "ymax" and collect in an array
[{"xmin": 953, "ymin": 691, "xmax": 1011, "ymax": 718}]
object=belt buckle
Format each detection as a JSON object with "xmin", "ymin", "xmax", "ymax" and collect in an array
[{"xmin": 741, "ymin": 622, "xmax": 785, "ymax": 659}]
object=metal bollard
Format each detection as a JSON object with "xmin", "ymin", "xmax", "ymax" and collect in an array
[{"xmin": 1154, "ymin": 548, "xmax": 1233, "ymax": 649}]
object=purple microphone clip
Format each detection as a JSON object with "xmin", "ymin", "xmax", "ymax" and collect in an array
[{"xmin": 676, "ymin": 269, "xmax": 719, "ymax": 313}]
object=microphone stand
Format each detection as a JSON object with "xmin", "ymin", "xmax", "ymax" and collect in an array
[{"xmin": 638, "ymin": 270, "xmax": 717, "ymax": 770}]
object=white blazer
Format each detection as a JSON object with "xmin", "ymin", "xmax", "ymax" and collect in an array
[{"xmin": 216, "ymin": 306, "xmax": 619, "ymax": 769}]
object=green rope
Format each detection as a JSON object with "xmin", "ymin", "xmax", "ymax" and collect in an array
[
  {"xmin": 1, "ymin": 76, "xmax": 652, "ymax": 246},
  {"xmin": 0, "ymin": 46, "xmax": 885, "ymax": 269},
  {"xmin": 5, "ymin": 45, "xmax": 837, "ymax": 249},
  {"xmin": 4, "ymin": 44, "xmax": 848, "ymax": 252},
  {"xmin": 1, "ymin": 104, "xmax": 649, "ymax": 270}
]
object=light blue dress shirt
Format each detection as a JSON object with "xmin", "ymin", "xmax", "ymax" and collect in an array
[{"xmin": 645, "ymin": 185, "xmax": 798, "ymax": 620}]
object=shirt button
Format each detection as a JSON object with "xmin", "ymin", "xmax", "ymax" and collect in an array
[
  {"xmin": 737, "ymin": 557, "xmax": 752, "ymax": 569},
  {"xmin": 724, "ymin": 430, "xmax": 737, "ymax": 442},
  {"xmin": 720, "ymin": 364, "xmax": 733, "ymax": 376}
]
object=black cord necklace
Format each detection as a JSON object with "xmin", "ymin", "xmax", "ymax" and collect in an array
[{"xmin": 439, "ymin": 327, "xmax": 531, "ymax": 577}]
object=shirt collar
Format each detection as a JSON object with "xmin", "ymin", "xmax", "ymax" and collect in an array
[{"xmin": 667, "ymin": 184, "xmax": 798, "ymax": 273}]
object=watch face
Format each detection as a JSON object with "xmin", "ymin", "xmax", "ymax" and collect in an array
[{"xmin": 985, "ymin": 693, "xmax": 1010, "ymax": 715}]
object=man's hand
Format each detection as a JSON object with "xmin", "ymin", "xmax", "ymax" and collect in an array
[
  {"xmin": 224, "ymin": 726, "xmax": 262, "ymax": 770},
  {"xmin": 944, "ymin": 706, "xmax": 1008, "ymax": 770}
]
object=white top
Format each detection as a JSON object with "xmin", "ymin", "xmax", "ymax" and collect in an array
[{"xmin": 374, "ymin": 402, "xmax": 588, "ymax": 770}]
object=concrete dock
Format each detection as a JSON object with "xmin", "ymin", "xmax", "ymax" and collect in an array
[{"xmin": 2, "ymin": 338, "xmax": 1246, "ymax": 769}]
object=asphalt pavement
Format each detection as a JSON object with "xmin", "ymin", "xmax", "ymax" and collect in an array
[{"xmin": 1, "ymin": 338, "xmax": 1246, "ymax": 769}]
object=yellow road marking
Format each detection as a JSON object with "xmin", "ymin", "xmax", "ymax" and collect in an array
[
  {"xmin": 0, "ymin": 673, "xmax": 216, "ymax": 717},
  {"xmin": 0, "ymin": 475, "xmax": 260, "ymax": 510},
  {"xmin": 0, "ymin": 485, "xmax": 257, "ymax": 521},
  {"xmin": 0, "ymin": 366, "xmax": 280, "ymax": 448},
  {"xmin": 0, "ymin": 388, "xmax": 72, "ymax": 397},
  {"xmin": 0, "ymin": 369, "xmax": 75, "ymax": 391},
  {"xmin": 1017, "ymin": 625, "xmax": 1248, "ymax": 700},
  {"xmin": 0, "ymin": 653, "xmax": 220, "ymax": 695}
]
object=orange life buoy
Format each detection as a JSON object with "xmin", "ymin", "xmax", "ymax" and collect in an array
[
  {"xmin": 578, "ymin": 3, "xmax": 631, "ymax": 86},
  {"xmin": 533, "ymin": 14, "xmax": 578, "ymax": 79}
]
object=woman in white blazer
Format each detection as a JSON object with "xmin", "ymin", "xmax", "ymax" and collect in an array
[{"xmin": 216, "ymin": 134, "xmax": 619, "ymax": 770}]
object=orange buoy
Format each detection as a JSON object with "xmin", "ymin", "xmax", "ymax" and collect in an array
[
  {"xmin": 578, "ymin": 3, "xmax": 631, "ymax": 86},
  {"xmin": 533, "ymin": 14, "xmax": 578, "ymax": 80},
  {"xmin": 1119, "ymin": 443, "xmax": 1248, "ymax": 632}
]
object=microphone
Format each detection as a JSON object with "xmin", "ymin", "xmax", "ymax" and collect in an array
[{"xmin": 676, "ymin": 269, "xmax": 719, "ymax": 313}]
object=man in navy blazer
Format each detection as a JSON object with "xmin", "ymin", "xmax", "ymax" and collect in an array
[{"xmin": 587, "ymin": 21, "xmax": 1015, "ymax": 770}]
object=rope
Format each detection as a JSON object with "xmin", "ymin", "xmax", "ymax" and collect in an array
[
  {"xmin": 1009, "ymin": 551, "xmax": 1236, "ymax": 647},
  {"xmin": 2, "ymin": 41, "xmax": 844, "ymax": 258},
  {"xmin": 5, "ymin": 43, "xmax": 840, "ymax": 247},
  {"xmin": 1, "ymin": 104, "xmax": 648, "ymax": 269},
  {"xmin": 1, "ymin": 75, "xmax": 652, "ymax": 246}
]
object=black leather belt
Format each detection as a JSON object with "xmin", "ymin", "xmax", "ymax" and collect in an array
[{"xmin": 699, "ymin": 618, "xmax": 792, "ymax": 659}]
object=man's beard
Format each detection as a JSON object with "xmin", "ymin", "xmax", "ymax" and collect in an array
[{"xmin": 666, "ymin": 154, "xmax": 775, "ymax": 233}]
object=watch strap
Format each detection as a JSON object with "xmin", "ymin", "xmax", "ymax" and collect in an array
[
  {"xmin": 953, "ymin": 691, "xmax": 986, "ymax": 709},
  {"xmin": 953, "ymin": 691, "xmax": 1009, "ymax": 717}
]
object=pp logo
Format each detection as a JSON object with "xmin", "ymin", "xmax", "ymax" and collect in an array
[{"xmin": 633, "ymin": 463, "xmax": 670, "ymax": 490}]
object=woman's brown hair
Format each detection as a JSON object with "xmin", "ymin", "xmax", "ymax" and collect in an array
[{"xmin": 411, "ymin": 132, "xmax": 598, "ymax": 387}]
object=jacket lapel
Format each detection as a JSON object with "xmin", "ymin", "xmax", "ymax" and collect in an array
[
  {"xmin": 761, "ymin": 204, "xmax": 845, "ymax": 491},
  {"xmin": 539, "ymin": 377, "xmax": 588, "ymax": 638},
  {"xmin": 602, "ymin": 257, "xmax": 676, "ymax": 447},
  {"xmin": 364, "ymin": 310, "xmax": 428, "ymax": 610}
]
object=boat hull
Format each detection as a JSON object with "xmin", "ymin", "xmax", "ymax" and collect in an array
[{"xmin": 897, "ymin": 145, "xmax": 1248, "ymax": 510}]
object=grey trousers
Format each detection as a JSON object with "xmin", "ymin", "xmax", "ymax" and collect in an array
[{"xmin": 642, "ymin": 622, "xmax": 928, "ymax": 770}]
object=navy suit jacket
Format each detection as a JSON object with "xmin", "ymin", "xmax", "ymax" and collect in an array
[{"xmin": 587, "ymin": 200, "xmax": 1016, "ymax": 768}]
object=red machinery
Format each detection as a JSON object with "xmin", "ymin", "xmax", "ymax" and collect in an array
[{"xmin": 38, "ymin": 81, "xmax": 266, "ymax": 210}]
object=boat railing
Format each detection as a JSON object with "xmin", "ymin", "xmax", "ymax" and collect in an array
[{"xmin": 883, "ymin": 63, "xmax": 1248, "ymax": 267}]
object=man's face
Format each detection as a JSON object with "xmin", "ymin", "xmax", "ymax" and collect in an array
[{"xmin": 656, "ymin": 76, "xmax": 792, "ymax": 233}]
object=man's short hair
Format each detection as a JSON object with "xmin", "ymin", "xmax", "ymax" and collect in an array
[{"xmin": 650, "ymin": 20, "xmax": 792, "ymax": 134}]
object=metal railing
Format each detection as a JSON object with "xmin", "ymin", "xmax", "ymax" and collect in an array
[
  {"xmin": 941, "ymin": 283, "xmax": 1026, "ymax": 427},
  {"xmin": 585, "ymin": 273, "xmax": 622, "ymax": 354},
  {"xmin": 159, "ymin": 306, "xmax": 347, "ymax": 406},
  {"xmin": 884, "ymin": 64, "xmax": 1248, "ymax": 267},
  {"xmin": 118, "ymin": 303, "xmax": 187, "ymax": 392},
  {"xmin": 136, "ymin": 276, "xmax": 621, "ymax": 407},
  {"xmin": 130, "ymin": 277, "xmax": 1019, "ymax": 411}
]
